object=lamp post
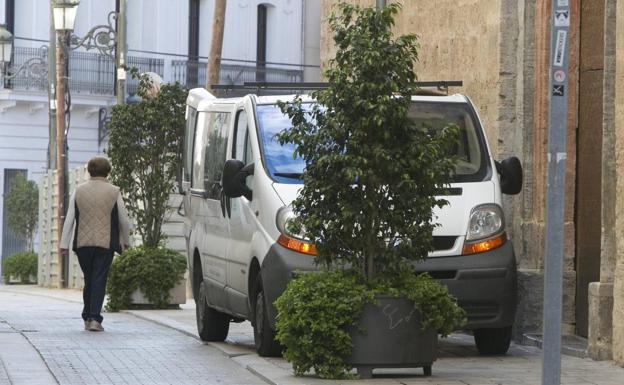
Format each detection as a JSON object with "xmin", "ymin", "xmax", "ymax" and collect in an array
[
  {"xmin": 52, "ymin": 0, "xmax": 78, "ymax": 288},
  {"xmin": 51, "ymin": 0, "xmax": 125, "ymax": 287}
]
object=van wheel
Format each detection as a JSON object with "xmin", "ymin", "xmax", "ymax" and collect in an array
[
  {"xmin": 196, "ymin": 281, "xmax": 230, "ymax": 341},
  {"xmin": 474, "ymin": 326, "xmax": 512, "ymax": 355},
  {"xmin": 253, "ymin": 277, "xmax": 282, "ymax": 357}
]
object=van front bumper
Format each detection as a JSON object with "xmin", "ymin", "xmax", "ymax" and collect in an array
[
  {"xmin": 414, "ymin": 241, "xmax": 517, "ymax": 330},
  {"xmin": 260, "ymin": 243, "xmax": 317, "ymax": 329},
  {"xmin": 261, "ymin": 240, "xmax": 517, "ymax": 331}
]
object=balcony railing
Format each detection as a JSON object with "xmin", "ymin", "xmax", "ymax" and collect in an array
[
  {"xmin": 4, "ymin": 47, "xmax": 307, "ymax": 95},
  {"xmin": 4, "ymin": 46, "xmax": 165, "ymax": 96},
  {"xmin": 171, "ymin": 59, "xmax": 304, "ymax": 89}
]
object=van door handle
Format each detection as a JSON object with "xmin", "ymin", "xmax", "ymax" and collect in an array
[{"xmin": 177, "ymin": 199, "xmax": 185, "ymax": 217}]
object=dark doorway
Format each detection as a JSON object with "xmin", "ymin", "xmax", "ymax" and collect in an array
[
  {"xmin": 187, "ymin": 0, "xmax": 200, "ymax": 88},
  {"xmin": 256, "ymin": 4, "xmax": 268, "ymax": 82},
  {"xmin": 575, "ymin": 0, "xmax": 605, "ymax": 337},
  {"xmin": 2, "ymin": 169, "xmax": 28, "ymax": 266}
]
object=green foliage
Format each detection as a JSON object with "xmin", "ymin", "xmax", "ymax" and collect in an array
[
  {"xmin": 106, "ymin": 70, "xmax": 187, "ymax": 248},
  {"xmin": 274, "ymin": 4, "xmax": 467, "ymax": 379},
  {"xmin": 277, "ymin": 3, "xmax": 459, "ymax": 278},
  {"xmin": 275, "ymin": 270, "xmax": 373, "ymax": 379},
  {"xmin": 5, "ymin": 174, "xmax": 39, "ymax": 252},
  {"xmin": 275, "ymin": 270, "xmax": 466, "ymax": 379},
  {"xmin": 105, "ymin": 246, "xmax": 187, "ymax": 311},
  {"xmin": 2, "ymin": 252, "xmax": 38, "ymax": 283}
]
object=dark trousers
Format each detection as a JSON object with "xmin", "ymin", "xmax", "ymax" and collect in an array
[{"xmin": 76, "ymin": 247, "xmax": 114, "ymax": 323}]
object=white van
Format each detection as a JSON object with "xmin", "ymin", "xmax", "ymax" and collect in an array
[{"xmin": 181, "ymin": 85, "xmax": 523, "ymax": 357}]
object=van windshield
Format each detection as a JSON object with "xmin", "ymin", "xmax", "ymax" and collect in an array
[{"xmin": 256, "ymin": 101, "xmax": 489, "ymax": 184}]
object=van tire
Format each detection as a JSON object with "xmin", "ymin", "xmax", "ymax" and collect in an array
[
  {"xmin": 473, "ymin": 326, "xmax": 512, "ymax": 355},
  {"xmin": 196, "ymin": 281, "xmax": 230, "ymax": 341},
  {"xmin": 253, "ymin": 277, "xmax": 282, "ymax": 357}
]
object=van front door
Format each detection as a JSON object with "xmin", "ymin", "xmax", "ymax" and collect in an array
[{"xmin": 225, "ymin": 104, "xmax": 256, "ymax": 316}]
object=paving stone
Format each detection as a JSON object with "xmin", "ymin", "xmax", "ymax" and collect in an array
[
  {"xmin": 4, "ymin": 285, "xmax": 624, "ymax": 384},
  {"xmin": 0, "ymin": 290, "xmax": 263, "ymax": 385}
]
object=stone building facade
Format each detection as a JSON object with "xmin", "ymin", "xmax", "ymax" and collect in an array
[{"xmin": 320, "ymin": 0, "xmax": 623, "ymax": 364}]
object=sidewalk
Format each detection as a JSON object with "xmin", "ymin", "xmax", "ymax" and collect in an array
[{"xmin": 3, "ymin": 285, "xmax": 624, "ymax": 385}]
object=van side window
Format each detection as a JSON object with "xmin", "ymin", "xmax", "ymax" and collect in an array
[
  {"xmin": 183, "ymin": 107, "xmax": 198, "ymax": 183},
  {"xmin": 233, "ymin": 110, "xmax": 248, "ymax": 161},
  {"xmin": 203, "ymin": 112, "xmax": 231, "ymax": 199}
]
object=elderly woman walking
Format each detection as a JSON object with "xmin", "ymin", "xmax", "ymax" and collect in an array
[{"xmin": 60, "ymin": 156, "xmax": 130, "ymax": 332}]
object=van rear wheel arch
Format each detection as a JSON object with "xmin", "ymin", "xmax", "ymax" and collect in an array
[{"xmin": 192, "ymin": 249, "xmax": 202, "ymax": 300}]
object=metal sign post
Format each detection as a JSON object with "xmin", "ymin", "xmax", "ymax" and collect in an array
[{"xmin": 542, "ymin": 1, "xmax": 571, "ymax": 384}]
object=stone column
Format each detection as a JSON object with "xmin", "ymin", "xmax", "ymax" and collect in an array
[
  {"xmin": 613, "ymin": 0, "xmax": 624, "ymax": 367},
  {"xmin": 588, "ymin": 0, "xmax": 616, "ymax": 361},
  {"xmin": 515, "ymin": 0, "xmax": 579, "ymax": 339}
]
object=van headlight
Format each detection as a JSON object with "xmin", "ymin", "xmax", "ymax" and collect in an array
[
  {"xmin": 276, "ymin": 206, "xmax": 317, "ymax": 255},
  {"xmin": 463, "ymin": 204, "xmax": 507, "ymax": 255}
]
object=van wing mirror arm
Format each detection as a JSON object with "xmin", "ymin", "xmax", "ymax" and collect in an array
[{"xmin": 239, "ymin": 163, "xmax": 254, "ymax": 201}]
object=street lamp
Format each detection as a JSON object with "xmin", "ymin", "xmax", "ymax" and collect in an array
[
  {"xmin": 0, "ymin": 25, "xmax": 12, "ymax": 63},
  {"xmin": 52, "ymin": 0, "xmax": 79, "ymax": 32}
]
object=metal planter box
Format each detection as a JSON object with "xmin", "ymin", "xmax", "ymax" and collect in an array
[{"xmin": 345, "ymin": 296, "xmax": 437, "ymax": 378}]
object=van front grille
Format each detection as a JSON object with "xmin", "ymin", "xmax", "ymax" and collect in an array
[{"xmin": 433, "ymin": 236, "xmax": 457, "ymax": 251}]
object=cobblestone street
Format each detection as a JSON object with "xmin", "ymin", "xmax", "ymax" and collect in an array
[
  {"xmin": 0, "ymin": 289, "xmax": 263, "ymax": 385},
  {"xmin": 2, "ymin": 285, "xmax": 624, "ymax": 385}
]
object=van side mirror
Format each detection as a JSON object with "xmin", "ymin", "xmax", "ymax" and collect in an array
[
  {"xmin": 222, "ymin": 159, "xmax": 254, "ymax": 200},
  {"xmin": 496, "ymin": 156, "xmax": 523, "ymax": 195}
]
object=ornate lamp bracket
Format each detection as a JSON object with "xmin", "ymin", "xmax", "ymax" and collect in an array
[
  {"xmin": 69, "ymin": 11, "xmax": 117, "ymax": 59},
  {"xmin": 1, "ymin": 45, "xmax": 49, "ymax": 83}
]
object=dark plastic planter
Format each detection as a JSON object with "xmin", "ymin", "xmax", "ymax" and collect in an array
[{"xmin": 345, "ymin": 296, "xmax": 438, "ymax": 378}]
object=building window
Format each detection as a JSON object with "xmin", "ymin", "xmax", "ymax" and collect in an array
[
  {"xmin": 187, "ymin": 0, "xmax": 200, "ymax": 88},
  {"xmin": 256, "ymin": 4, "xmax": 268, "ymax": 82}
]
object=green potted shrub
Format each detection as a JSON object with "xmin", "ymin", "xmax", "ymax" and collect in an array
[
  {"xmin": 105, "ymin": 70, "xmax": 188, "ymax": 311},
  {"xmin": 274, "ymin": 3, "xmax": 466, "ymax": 379},
  {"xmin": 2, "ymin": 252, "xmax": 38, "ymax": 284}
]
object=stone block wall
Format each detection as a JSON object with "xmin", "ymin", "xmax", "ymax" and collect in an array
[
  {"xmin": 613, "ymin": 0, "xmax": 624, "ymax": 366},
  {"xmin": 321, "ymin": 0, "xmax": 504, "ymax": 155}
]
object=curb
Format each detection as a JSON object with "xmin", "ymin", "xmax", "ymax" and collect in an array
[
  {"xmin": 521, "ymin": 333, "xmax": 587, "ymax": 358},
  {"xmin": 121, "ymin": 309, "xmax": 299, "ymax": 385}
]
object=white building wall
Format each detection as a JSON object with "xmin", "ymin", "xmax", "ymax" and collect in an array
[{"xmin": 0, "ymin": 0, "xmax": 319, "ymax": 267}]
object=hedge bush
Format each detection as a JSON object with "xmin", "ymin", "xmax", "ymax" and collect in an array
[
  {"xmin": 275, "ymin": 270, "xmax": 466, "ymax": 379},
  {"xmin": 105, "ymin": 246, "xmax": 186, "ymax": 311},
  {"xmin": 2, "ymin": 252, "xmax": 37, "ymax": 283}
]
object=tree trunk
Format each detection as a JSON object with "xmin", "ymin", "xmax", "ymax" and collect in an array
[{"xmin": 206, "ymin": 0, "xmax": 227, "ymax": 91}]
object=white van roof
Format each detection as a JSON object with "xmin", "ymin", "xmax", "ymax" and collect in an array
[{"xmin": 187, "ymin": 87, "xmax": 469, "ymax": 110}]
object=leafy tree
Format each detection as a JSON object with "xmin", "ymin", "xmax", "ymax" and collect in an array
[
  {"xmin": 274, "ymin": 4, "xmax": 466, "ymax": 378},
  {"xmin": 106, "ymin": 71, "xmax": 186, "ymax": 248},
  {"xmin": 5, "ymin": 174, "xmax": 38, "ymax": 252},
  {"xmin": 278, "ymin": 3, "xmax": 459, "ymax": 280}
]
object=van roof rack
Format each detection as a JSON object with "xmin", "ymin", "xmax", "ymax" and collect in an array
[{"xmin": 210, "ymin": 81, "xmax": 462, "ymax": 95}]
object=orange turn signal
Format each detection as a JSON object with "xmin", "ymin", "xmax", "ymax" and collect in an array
[
  {"xmin": 277, "ymin": 234, "xmax": 317, "ymax": 256},
  {"xmin": 462, "ymin": 232, "xmax": 507, "ymax": 255}
]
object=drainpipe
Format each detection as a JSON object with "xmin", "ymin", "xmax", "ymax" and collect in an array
[
  {"xmin": 376, "ymin": 0, "xmax": 385, "ymax": 10},
  {"xmin": 301, "ymin": 0, "xmax": 305, "ymax": 81},
  {"xmin": 116, "ymin": 0, "xmax": 126, "ymax": 105},
  {"xmin": 48, "ymin": 0, "xmax": 57, "ymax": 170}
]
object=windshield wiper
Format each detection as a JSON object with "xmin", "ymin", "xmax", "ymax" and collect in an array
[{"xmin": 274, "ymin": 172, "xmax": 303, "ymax": 179}]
